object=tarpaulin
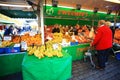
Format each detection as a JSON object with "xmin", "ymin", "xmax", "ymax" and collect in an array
[
  {"xmin": 0, "ymin": 52, "xmax": 25, "ymax": 76},
  {"xmin": 62, "ymin": 43, "xmax": 90, "ymax": 61},
  {"xmin": 22, "ymin": 51, "xmax": 72, "ymax": 80}
]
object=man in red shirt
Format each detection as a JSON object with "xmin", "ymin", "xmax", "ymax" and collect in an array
[{"xmin": 91, "ymin": 20, "xmax": 112, "ymax": 70}]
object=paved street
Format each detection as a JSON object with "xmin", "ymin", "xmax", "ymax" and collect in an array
[
  {"xmin": 70, "ymin": 55, "xmax": 120, "ymax": 80},
  {"xmin": 0, "ymin": 55, "xmax": 120, "ymax": 80}
]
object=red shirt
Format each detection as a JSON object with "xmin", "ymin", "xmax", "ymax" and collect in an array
[{"xmin": 92, "ymin": 25, "xmax": 112, "ymax": 50}]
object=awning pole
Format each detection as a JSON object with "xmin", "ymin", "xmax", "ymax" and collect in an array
[
  {"xmin": 113, "ymin": 12, "xmax": 117, "ymax": 30},
  {"xmin": 39, "ymin": 0, "xmax": 44, "ymax": 45}
]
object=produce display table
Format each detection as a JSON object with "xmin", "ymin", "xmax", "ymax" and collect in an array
[
  {"xmin": 62, "ymin": 43, "xmax": 90, "ymax": 61},
  {"xmin": 0, "ymin": 52, "xmax": 26, "ymax": 76},
  {"xmin": 22, "ymin": 51, "xmax": 72, "ymax": 80}
]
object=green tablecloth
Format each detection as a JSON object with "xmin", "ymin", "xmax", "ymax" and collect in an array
[
  {"xmin": 22, "ymin": 51, "xmax": 72, "ymax": 80},
  {"xmin": 0, "ymin": 52, "xmax": 25, "ymax": 76},
  {"xmin": 62, "ymin": 43, "xmax": 90, "ymax": 61}
]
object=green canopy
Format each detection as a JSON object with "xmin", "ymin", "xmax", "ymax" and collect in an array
[
  {"xmin": 0, "ymin": 6, "xmax": 119, "ymax": 26},
  {"xmin": 0, "ymin": 9, "xmax": 36, "ymax": 19}
]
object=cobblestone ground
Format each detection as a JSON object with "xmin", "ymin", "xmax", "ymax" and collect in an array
[{"xmin": 70, "ymin": 55, "xmax": 120, "ymax": 80}]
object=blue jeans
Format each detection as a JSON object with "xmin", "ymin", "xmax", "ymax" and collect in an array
[{"xmin": 97, "ymin": 48, "xmax": 111, "ymax": 68}]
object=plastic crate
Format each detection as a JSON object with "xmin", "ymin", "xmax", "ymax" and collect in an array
[
  {"xmin": 0, "ymin": 48, "xmax": 5, "ymax": 54},
  {"xmin": 116, "ymin": 52, "xmax": 120, "ymax": 60},
  {"xmin": 5, "ymin": 47, "xmax": 20, "ymax": 53},
  {"xmin": 70, "ymin": 42, "xmax": 79, "ymax": 46}
]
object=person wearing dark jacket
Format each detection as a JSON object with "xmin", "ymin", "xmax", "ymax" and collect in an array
[
  {"xmin": 91, "ymin": 20, "xmax": 112, "ymax": 70},
  {"xmin": 52, "ymin": 24, "xmax": 60, "ymax": 33},
  {"xmin": 4, "ymin": 25, "xmax": 13, "ymax": 36}
]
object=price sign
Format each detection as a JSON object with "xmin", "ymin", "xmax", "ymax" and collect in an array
[
  {"xmin": 21, "ymin": 41, "xmax": 27, "ymax": 50},
  {"xmin": 53, "ymin": 43, "xmax": 58, "ymax": 50},
  {"xmin": 3, "ymin": 36, "xmax": 12, "ymax": 41}
]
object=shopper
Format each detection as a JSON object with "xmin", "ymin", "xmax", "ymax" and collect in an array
[
  {"xmin": 68, "ymin": 26, "xmax": 73, "ymax": 33},
  {"xmin": 0, "ymin": 33, "xmax": 2, "ymax": 40},
  {"xmin": 105, "ymin": 21, "xmax": 114, "ymax": 57},
  {"xmin": 73, "ymin": 26, "xmax": 78, "ymax": 35},
  {"xmin": 91, "ymin": 20, "xmax": 112, "ymax": 70},
  {"xmin": 0, "ymin": 29, "xmax": 4, "ymax": 40},
  {"xmin": 64, "ymin": 25, "xmax": 69, "ymax": 33},
  {"xmin": 4, "ymin": 25, "xmax": 14, "ymax": 36},
  {"xmin": 52, "ymin": 24, "xmax": 60, "ymax": 33}
]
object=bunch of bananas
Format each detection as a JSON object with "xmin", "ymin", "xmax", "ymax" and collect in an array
[
  {"xmin": 27, "ymin": 46, "xmax": 37, "ymax": 55},
  {"xmin": 34, "ymin": 49, "xmax": 44, "ymax": 59},
  {"xmin": 52, "ymin": 50, "xmax": 63, "ymax": 57},
  {"xmin": 27, "ymin": 43, "xmax": 63, "ymax": 59},
  {"xmin": 52, "ymin": 33, "xmax": 63, "ymax": 43},
  {"xmin": 0, "ymin": 41, "xmax": 14, "ymax": 48}
]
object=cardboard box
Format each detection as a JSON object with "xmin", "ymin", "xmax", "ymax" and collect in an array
[{"xmin": 5, "ymin": 47, "xmax": 20, "ymax": 53}]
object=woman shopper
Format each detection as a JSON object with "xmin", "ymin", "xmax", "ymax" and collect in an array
[
  {"xmin": 105, "ymin": 21, "xmax": 114, "ymax": 59},
  {"xmin": 91, "ymin": 20, "xmax": 113, "ymax": 70}
]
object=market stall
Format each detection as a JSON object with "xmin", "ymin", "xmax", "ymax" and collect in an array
[
  {"xmin": 0, "ymin": 1, "xmax": 115, "ymax": 79},
  {"xmin": 0, "ymin": 52, "xmax": 25, "ymax": 76},
  {"xmin": 0, "ymin": 34, "xmax": 42, "ymax": 77},
  {"xmin": 22, "ymin": 51, "xmax": 72, "ymax": 80},
  {"xmin": 20, "ymin": 31, "xmax": 91, "ymax": 79},
  {"xmin": 62, "ymin": 43, "xmax": 90, "ymax": 61},
  {"xmin": 0, "ymin": 6, "xmax": 95, "ymax": 79}
]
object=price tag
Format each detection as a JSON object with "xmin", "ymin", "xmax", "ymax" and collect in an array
[
  {"xmin": 3, "ymin": 36, "xmax": 12, "ymax": 41},
  {"xmin": 14, "ymin": 43, "xmax": 20, "ymax": 47},
  {"xmin": 53, "ymin": 43, "xmax": 58, "ymax": 50},
  {"xmin": 29, "ymin": 31, "xmax": 37, "ymax": 36},
  {"xmin": 21, "ymin": 41, "xmax": 27, "ymax": 50}
]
